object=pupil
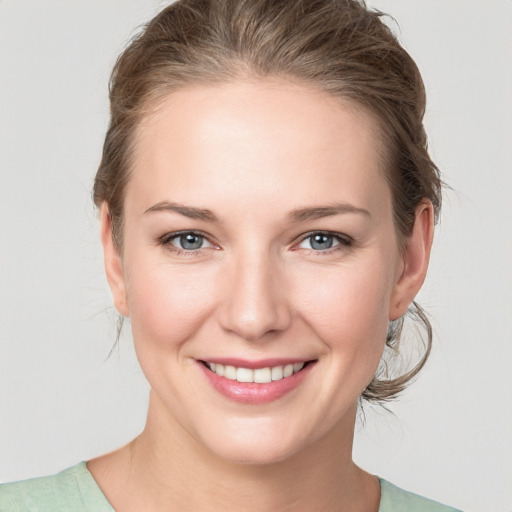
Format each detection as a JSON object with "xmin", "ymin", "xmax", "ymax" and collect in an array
[
  {"xmin": 311, "ymin": 234, "xmax": 333, "ymax": 250},
  {"xmin": 180, "ymin": 234, "xmax": 202, "ymax": 250}
]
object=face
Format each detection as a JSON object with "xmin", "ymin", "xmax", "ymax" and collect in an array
[{"xmin": 102, "ymin": 79, "xmax": 432, "ymax": 464}]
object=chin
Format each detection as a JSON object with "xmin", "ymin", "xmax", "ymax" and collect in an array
[
  {"xmin": 196, "ymin": 416, "xmax": 317, "ymax": 466},
  {"xmin": 210, "ymin": 437, "xmax": 300, "ymax": 466}
]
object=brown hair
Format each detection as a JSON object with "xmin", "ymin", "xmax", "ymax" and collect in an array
[{"xmin": 93, "ymin": 0, "xmax": 442, "ymax": 402}]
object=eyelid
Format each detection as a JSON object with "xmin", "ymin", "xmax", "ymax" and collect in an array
[
  {"xmin": 293, "ymin": 231, "xmax": 353, "ymax": 251},
  {"xmin": 158, "ymin": 230, "xmax": 219, "ymax": 251},
  {"xmin": 157, "ymin": 229, "xmax": 352, "ymax": 254}
]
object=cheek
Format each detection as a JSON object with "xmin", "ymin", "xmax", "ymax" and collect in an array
[
  {"xmin": 124, "ymin": 257, "xmax": 218, "ymax": 356},
  {"xmin": 294, "ymin": 258, "xmax": 394, "ymax": 356}
]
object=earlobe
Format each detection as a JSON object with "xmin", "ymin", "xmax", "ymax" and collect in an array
[
  {"xmin": 389, "ymin": 201, "xmax": 435, "ymax": 321},
  {"xmin": 100, "ymin": 205, "xmax": 130, "ymax": 318}
]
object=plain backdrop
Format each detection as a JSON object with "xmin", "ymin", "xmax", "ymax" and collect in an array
[{"xmin": 1, "ymin": 1, "xmax": 511, "ymax": 511}]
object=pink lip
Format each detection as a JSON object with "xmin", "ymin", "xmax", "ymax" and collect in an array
[{"xmin": 198, "ymin": 360, "xmax": 316, "ymax": 404}]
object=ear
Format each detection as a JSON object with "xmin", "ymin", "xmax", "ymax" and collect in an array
[
  {"xmin": 389, "ymin": 200, "xmax": 435, "ymax": 320},
  {"xmin": 100, "ymin": 204, "xmax": 130, "ymax": 317}
]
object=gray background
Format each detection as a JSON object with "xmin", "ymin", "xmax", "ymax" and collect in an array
[{"xmin": 1, "ymin": 1, "xmax": 511, "ymax": 511}]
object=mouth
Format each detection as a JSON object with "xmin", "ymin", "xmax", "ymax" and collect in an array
[
  {"xmin": 198, "ymin": 359, "xmax": 317, "ymax": 403},
  {"xmin": 202, "ymin": 360, "xmax": 309, "ymax": 383}
]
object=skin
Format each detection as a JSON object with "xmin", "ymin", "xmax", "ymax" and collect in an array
[{"xmin": 88, "ymin": 79, "xmax": 434, "ymax": 512}]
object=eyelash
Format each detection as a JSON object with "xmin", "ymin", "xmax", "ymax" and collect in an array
[
  {"xmin": 295, "ymin": 231, "xmax": 353, "ymax": 255},
  {"xmin": 157, "ymin": 230, "xmax": 214, "ymax": 257},
  {"xmin": 157, "ymin": 230, "xmax": 353, "ymax": 257}
]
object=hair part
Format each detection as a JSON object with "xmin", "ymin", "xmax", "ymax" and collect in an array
[{"xmin": 94, "ymin": 0, "xmax": 442, "ymax": 402}]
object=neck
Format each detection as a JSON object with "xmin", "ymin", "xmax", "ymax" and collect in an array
[{"xmin": 89, "ymin": 392, "xmax": 379, "ymax": 512}]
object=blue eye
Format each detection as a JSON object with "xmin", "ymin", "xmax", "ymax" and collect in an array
[
  {"xmin": 176, "ymin": 233, "xmax": 205, "ymax": 250},
  {"xmin": 298, "ymin": 232, "xmax": 350, "ymax": 252},
  {"xmin": 309, "ymin": 233, "xmax": 336, "ymax": 250},
  {"xmin": 161, "ymin": 231, "xmax": 213, "ymax": 252}
]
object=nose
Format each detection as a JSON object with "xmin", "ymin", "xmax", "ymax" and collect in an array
[{"xmin": 218, "ymin": 250, "xmax": 292, "ymax": 342}]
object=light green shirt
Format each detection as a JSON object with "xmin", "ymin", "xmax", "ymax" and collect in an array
[{"xmin": 0, "ymin": 462, "xmax": 462, "ymax": 511}]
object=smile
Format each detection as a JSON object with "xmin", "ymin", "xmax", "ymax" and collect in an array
[
  {"xmin": 199, "ymin": 359, "xmax": 315, "ymax": 404},
  {"xmin": 205, "ymin": 361, "xmax": 305, "ymax": 383}
]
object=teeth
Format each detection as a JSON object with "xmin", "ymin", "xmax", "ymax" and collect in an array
[
  {"xmin": 271, "ymin": 366, "xmax": 284, "ymax": 381},
  {"xmin": 236, "ymin": 367, "xmax": 253, "ymax": 383},
  {"xmin": 283, "ymin": 364, "xmax": 294, "ymax": 378},
  {"xmin": 254, "ymin": 367, "xmax": 272, "ymax": 383},
  {"xmin": 224, "ymin": 365, "xmax": 236, "ymax": 380},
  {"xmin": 206, "ymin": 362, "xmax": 306, "ymax": 383}
]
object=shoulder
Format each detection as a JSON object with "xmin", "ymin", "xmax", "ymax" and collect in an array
[
  {"xmin": 378, "ymin": 478, "xmax": 463, "ymax": 512},
  {"xmin": 0, "ymin": 462, "xmax": 113, "ymax": 512}
]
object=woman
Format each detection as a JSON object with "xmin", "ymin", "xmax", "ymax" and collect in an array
[{"xmin": 0, "ymin": 0, "xmax": 464, "ymax": 510}]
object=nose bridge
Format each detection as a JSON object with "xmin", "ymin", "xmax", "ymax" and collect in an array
[{"xmin": 219, "ymin": 244, "xmax": 291, "ymax": 341}]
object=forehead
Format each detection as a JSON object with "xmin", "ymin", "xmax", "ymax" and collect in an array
[{"xmin": 128, "ymin": 79, "xmax": 391, "ymax": 218}]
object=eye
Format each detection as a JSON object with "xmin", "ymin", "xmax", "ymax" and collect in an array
[
  {"xmin": 297, "ymin": 232, "xmax": 351, "ymax": 252},
  {"xmin": 160, "ymin": 231, "xmax": 214, "ymax": 252},
  {"xmin": 305, "ymin": 233, "xmax": 337, "ymax": 250},
  {"xmin": 175, "ymin": 233, "xmax": 206, "ymax": 250}
]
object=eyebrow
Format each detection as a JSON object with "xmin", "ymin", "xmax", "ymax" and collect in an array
[
  {"xmin": 288, "ymin": 203, "xmax": 371, "ymax": 222},
  {"xmin": 144, "ymin": 201, "xmax": 371, "ymax": 223},
  {"xmin": 144, "ymin": 201, "xmax": 218, "ymax": 222}
]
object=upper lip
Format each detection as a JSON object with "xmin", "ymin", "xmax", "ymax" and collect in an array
[{"xmin": 200, "ymin": 357, "xmax": 314, "ymax": 369}]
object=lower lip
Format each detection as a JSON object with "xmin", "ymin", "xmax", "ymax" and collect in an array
[{"xmin": 198, "ymin": 362, "xmax": 315, "ymax": 404}]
